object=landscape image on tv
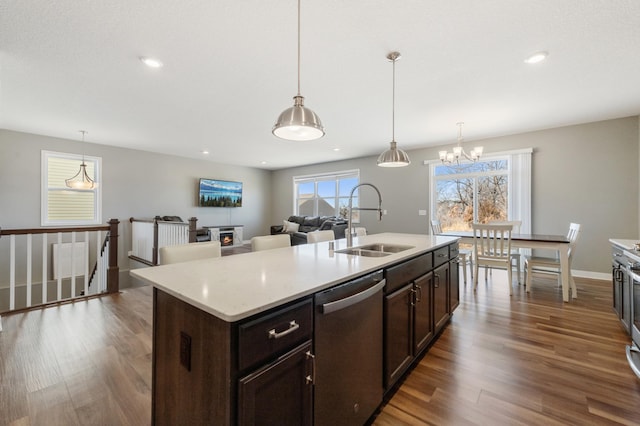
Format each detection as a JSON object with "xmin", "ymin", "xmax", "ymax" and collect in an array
[{"xmin": 199, "ymin": 178, "xmax": 243, "ymax": 207}]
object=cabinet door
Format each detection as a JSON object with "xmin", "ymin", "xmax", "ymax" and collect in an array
[
  {"xmin": 433, "ymin": 262, "xmax": 449, "ymax": 333},
  {"xmin": 238, "ymin": 341, "xmax": 313, "ymax": 426},
  {"xmin": 413, "ymin": 272, "xmax": 433, "ymax": 355},
  {"xmin": 449, "ymin": 259, "xmax": 460, "ymax": 313},
  {"xmin": 384, "ymin": 283, "xmax": 414, "ymax": 389}
]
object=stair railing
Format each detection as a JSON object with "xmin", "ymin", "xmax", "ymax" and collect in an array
[{"xmin": 0, "ymin": 219, "xmax": 119, "ymax": 314}]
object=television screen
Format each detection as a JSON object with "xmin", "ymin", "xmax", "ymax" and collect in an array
[{"xmin": 199, "ymin": 178, "xmax": 243, "ymax": 207}]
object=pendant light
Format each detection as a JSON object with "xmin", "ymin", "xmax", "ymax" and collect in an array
[
  {"xmin": 272, "ymin": 0, "xmax": 324, "ymax": 141},
  {"xmin": 377, "ymin": 51, "xmax": 410, "ymax": 167},
  {"xmin": 65, "ymin": 130, "xmax": 96, "ymax": 189}
]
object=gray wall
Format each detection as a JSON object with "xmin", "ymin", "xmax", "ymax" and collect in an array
[
  {"xmin": 0, "ymin": 129, "xmax": 273, "ymax": 282},
  {"xmin": 272, "ymin": 116, "xmax": 640, "ymax": 276}
]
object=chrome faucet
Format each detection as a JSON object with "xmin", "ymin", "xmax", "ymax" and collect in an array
[{"xmin": 346, "ymin": 183, "xmax": 383, "ymax": 247}]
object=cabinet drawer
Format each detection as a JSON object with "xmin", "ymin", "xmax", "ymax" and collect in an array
[
  {"xmin": 433, "ymin": 246, "xmax": 450, "ymax": 268},
  {"xmin": 385, "ymin": 253, "xmax": 432, "ymax": 293},
  {"xmin": 449, "ymin": 242, "xmax": 460, "ymax": 259},
  {"xmin": 238, "ymin": 298, "xmax": 313, "ymax": 371}
]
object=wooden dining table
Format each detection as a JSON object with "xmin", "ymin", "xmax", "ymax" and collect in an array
[{"xmin": 439, "ymin": 231, "xmax": 574, "ymax": 302}]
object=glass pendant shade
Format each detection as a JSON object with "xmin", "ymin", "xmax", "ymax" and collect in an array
[
  {"xmin": 65, "ymin": 130, "xmax": 96, "ymax": 189},
  {"xmin": 65, "ymin": 162, "xmax": 95, "ymax": 189},
  {"xmin": 377, "ymin": 141, "xmax": 411, "ymax": 167},
  {"xmin": 273, "ymin": 95, "xmax": 324, "ymax": 141}
]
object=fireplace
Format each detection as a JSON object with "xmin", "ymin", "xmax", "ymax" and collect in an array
[{"xmin": 220, "ymin": 231, "xmax": 234, "ymax": 247}]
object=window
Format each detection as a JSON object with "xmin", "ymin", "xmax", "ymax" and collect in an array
[
  {"xmin": 41, "ymin": 150, "xmax": 102, "ymax": 226},
  {"xmin": 428, "ymin": 149, "xmax": 531, "ymax": 232},
  {"xmin": 293, "ymin": 170, "xmax": 359, "ymax": 218}
]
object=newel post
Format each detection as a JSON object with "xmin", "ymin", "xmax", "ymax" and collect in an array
[
  {"xmin": 152, "ymin": 216, "xmax": 160, "ymax": 265},
  {"xmin": 188, "ymin": 217, "xmax": 198, "ymax": 243},
  {"xmin": 107, "ymin": 218, "xmax": 120, "ymax": 293}
]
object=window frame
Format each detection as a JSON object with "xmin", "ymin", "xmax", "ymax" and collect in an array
[
  {"xmin": 41, "ymin": 150, "xmax": 102, "ymax": 226},
  {"xmin": 292, "ymin": 169, "xmax": 360, "ymax": 218},
  {"xmin": 427, "ymin": 148, "xmax": 532, "ymax": 233}
]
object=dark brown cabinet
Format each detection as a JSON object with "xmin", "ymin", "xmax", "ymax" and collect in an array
[
  {"xmin": 238, "ymin": 341, "xmax": 313, "ymax": 426},
  {"xmin": 433, "ymin": 262, "xmax": 449, "ymax": 334},
  {"xmin": 152, "ymin": 240, "xmax": 461, "ymax": 425},
  {"xmin": 384, "ymin": 282, "xmax": 414, "ymax": 388},
  {"xmin": 413, "ymin": 272, "xmax": 434, "ymax": 354},
  {"xmin": 449, "ymin": 258, "xmax": 460, "ymax": 313},
  {"xmin": 383, "ymin": 243, "xmax": 460, "ymax": 392}
]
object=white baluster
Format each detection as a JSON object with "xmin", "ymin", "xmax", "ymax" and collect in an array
[
  {"xmin": 10, "ymin": 234, "xmax": 15, "ymax": 310},
  {"xmin": 57, "ymin": 232, "xmax": 62, "ymax": 301},
  {"xmin": 26, "ymin": 234, "xmax": 32, "ymax": 308},
  {"xmin": 42, "ymin": 233, "xmax": 48, "ymax": 303}
]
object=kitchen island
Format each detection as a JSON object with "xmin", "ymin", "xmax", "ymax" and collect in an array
[{"xmin": 131, "ymin": 232, "xmax": 461, "ymax": 425}]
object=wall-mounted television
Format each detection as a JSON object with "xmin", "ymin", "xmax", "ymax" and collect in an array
[{"xmin": 199, "ymin": 178, "xmax": 243, "ymax": 207}]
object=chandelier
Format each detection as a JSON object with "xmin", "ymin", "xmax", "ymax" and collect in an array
[
  {"xmin": 65, "ymin": 130, "xmax": 96, "ymax": 190},
  {"xmin": 439, "ymin": 122, "xmax": 483, "ymax": 165}
]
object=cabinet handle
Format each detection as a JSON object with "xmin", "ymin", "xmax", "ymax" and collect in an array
[
  {"xmin": 434, "ymin": 273, "xmax": 440, "ymax": 288},
  {"xmin": 410, "ymin": 288, "xmax": 417, "ymax": 306},
  {"xmin": 437, "ymin": 253, "xmax": 447, "ymax": 258},
  {"xmin": 305, "ymin": 351, "xmax": 316, "ymax": 385},
  {"xmin": 268, "ymin": 320, "xmax": 299, "ymax": 339},
  {"xmin": 415, "ymin": 284, "xmax": 422, "ymax": 303}
]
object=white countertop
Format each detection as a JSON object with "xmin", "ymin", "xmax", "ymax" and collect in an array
[
  {"xmin": 610, "ymin": 239, "xmax": 639, "ymax": 250},
  {"xmin": 130, "ymin": 232, "xmax": 458, "ymax": 322},
  {"xmin": 610, "ymin": 238, "xmax": 640, "ymax": 263}
]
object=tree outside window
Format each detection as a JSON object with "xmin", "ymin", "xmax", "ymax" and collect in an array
[{"xmin": 433, "ymin": 160, "xmax": 508, "ymax": 231}]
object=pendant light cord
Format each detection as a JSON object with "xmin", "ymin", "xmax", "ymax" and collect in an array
[
  {"xmin": 391, "ymin": 56, "xmax": 395, "ymax": 142},
  {"xmin": 297, "ymin": 0, "xmax": 301, "ymax": 96},
  {"xmin": 80, "ymin": 130, "xmax": 87, "ymax": 163}
]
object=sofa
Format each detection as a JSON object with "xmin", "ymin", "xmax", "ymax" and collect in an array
[{"xmin": 270, "ymin": 215, "xmax": 348, "ymax": 245}]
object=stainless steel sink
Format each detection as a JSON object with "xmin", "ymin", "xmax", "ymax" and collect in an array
[
  {"xmin": 335, "ymin": 248, "xmax": 391, "ymax": 257},
  {"xmin": 335, "ymin": 243, "xmax": 414, "ymax": 257},
  {"xmin": 356, "ymin": 243, "xmax": 414, "ymax": 253}
]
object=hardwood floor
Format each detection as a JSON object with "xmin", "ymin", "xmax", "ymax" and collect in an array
[{"xmin": 1, "ymin": 269, "xmax": 639, "ymax": 425}]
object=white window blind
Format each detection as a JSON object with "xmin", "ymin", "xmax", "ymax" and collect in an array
[{"xmin": 41, "ymin": 150, "xmax": 102, "ymax": 226}]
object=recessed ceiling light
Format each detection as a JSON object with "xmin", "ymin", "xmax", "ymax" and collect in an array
[
  {"xmin": 524, "ymin": 51, "xmax": 548, "ymax": 64},
  {"xmin": 261, "ymin": 161, "xmax": 268, "ymax": 165},
  {"xmin": 201, "ymin": 150, "xmax": 209, "ymax": 155},
  {"xmin": 333, "ymin": 148, "xmax": 340, "ymax": 152},
  {"xmin": 139, "ymin": 56, "xmax": 163, "ymax": 68}
]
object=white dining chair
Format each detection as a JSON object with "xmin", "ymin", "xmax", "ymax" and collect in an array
[
  {"xmin": 307, "ymin": 230, "xmax": 335, "ymax": 243},
  {"xmin": 431, "ymin": 219, "xmax": 473, "ymax": 284},
  {"xmin": 524, "ymin": 222, "xmax": 581, "ymax": 295},
  {"xmin": 472, "ymin": 223, "xmax": 514, "ymax": 295},
  {"xmin": 159, "ymin": 241, "xmax": 222, "ymax": 265},
  {"xmin": 251, "ymin": 234, "xmax": 292, "ymax": 251},
  {"xmin": 489, "ymin": 220, "xmax": 522, "ymax": 283},
  {"xmin": 354, "ymin": 227, "xmax": 367, "ymax": 236}
]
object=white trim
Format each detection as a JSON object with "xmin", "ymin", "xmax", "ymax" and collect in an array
[
  {"xmin": 292, "ymin": 169, "xmax": 360, "ymax": 217},
  {"xmin": 572, "ymin": 270, "xmax": 610, "ymax": 281},
  {"xmin": 428, "ymin": 148, "xmax": 532, "ymax": 234}
]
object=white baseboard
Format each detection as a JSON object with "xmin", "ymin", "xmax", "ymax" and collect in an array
[{"xmin": 572, "ymin": 269, "xmax": 610, "ymax": 281}]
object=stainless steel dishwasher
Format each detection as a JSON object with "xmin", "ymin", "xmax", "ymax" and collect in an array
[{"xmin": 314, "ymin": 270, "xmax": 385, "ymax": 426}]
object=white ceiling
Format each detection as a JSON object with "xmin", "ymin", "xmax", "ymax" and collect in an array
[{"xmin": 2, "ymin": 0, "xmax": 640, "ymax": 170}]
